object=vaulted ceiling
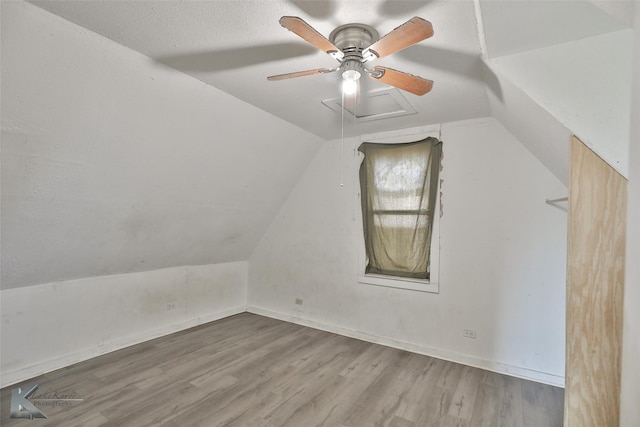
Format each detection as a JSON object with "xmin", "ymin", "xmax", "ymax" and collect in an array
[
  {"xmin": 28, "ymin": 0, "xmax": 489, "ymax": 140},
  {"xmin": 28, "ymin": 0, "xmax": 634, "ymax": 181}
]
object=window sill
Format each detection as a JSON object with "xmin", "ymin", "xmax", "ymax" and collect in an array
[{"xmin": 357, "ymin": 274, "xmax": 439, "ymax": 293}]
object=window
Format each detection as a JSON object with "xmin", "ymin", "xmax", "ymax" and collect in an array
[{"xmin": 358, "ymin": 137, "xmax": 442, "ymax": 288}]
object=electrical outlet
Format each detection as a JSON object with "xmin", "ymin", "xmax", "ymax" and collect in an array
[
  {"xmin": 295, "ymin": 298, "xmax": 303, "ymax": 305},
  {"xmin": 463, "ymin": 329, "xmax": 476, "ymax": 339},
  {"xmin": 166, "ymin": 302, "xmax": 176, "ymax": 311}
]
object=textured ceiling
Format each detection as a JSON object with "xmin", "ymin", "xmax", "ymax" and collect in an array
[
  {"xmin": 28, "ymin": 0, "xmax": 490, "ymax": 140},
  {"xmin": 28, "ymin": 0, "xmax": 632, "ymax": 142},
  {"xmin": 480, "ymin": 0, "xmax": 631, "ymax": 58},
  {"xmin": 29, "ymin": 0, "xmax": 632, "ymax": 141}
]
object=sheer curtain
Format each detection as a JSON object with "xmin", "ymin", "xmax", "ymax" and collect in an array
[{"xmin": 358, "ymin": 137, "xmax": 442, "ymax": 280}]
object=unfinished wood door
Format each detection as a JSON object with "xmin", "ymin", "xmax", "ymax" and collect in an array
[{"xmin": 565, "ymin": 136, "xmax": 627, "ymax": 427}]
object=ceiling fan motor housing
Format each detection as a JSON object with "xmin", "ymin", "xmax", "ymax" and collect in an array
[
  {"xmin": 329, "ymin": 23, "xmax": 379, "ymax": 51},
  {"xmin": 329, "ymin": 23, "xmax": 379, "ymax": 80}
]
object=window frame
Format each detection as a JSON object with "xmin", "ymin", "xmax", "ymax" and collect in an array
[{"xmin": 355, "ymin": 134, "xmax": 441, "ymax": 294}]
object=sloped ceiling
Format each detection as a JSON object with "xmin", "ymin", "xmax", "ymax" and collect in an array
[
  {"xmin": 27, "ymin": 0, "xmax": 491, "ymax": 140},
  {"xmin": 26, "ymin": 0, "xmax": 634, "ymax": 179},
  {"xmin": 1, "ymin": 1, "xmax": 324, "ymax": 289},
  {"xmin": 1, "ymin": 0, "xmax": 634, "ymax": 288},
  {"xmin": 480, "ymin": 0, "xmax": 634, "ymax": 179},
  {"xmin": 481, "ymin": 0, "xmax": 630, "ymax": 58}
]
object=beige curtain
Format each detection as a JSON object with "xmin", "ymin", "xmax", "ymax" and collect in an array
[{"xmin": 358, "ymin": 137, "xmax": 442, "ymax": 279}]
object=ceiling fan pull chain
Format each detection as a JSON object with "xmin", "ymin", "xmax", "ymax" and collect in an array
[{"xmin": 340, "ymin": 86, "xmax": 345, "ymax": 188}]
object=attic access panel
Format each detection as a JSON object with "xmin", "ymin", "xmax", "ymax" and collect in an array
[{"xmin": 322, "ymin": 88, "xmax": 417, "ymax": 122}]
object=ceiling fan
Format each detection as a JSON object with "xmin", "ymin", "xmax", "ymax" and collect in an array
[{"xmin": 267, "ymin": 16, "xmax": 434, "ymax": 97}]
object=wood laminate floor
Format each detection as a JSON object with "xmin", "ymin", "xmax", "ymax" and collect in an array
[{"xmin": 0, "ymin": 313, "xmax": 564, "ymax": 426}]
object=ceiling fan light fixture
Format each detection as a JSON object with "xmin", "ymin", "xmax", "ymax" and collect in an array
[
  {"xmin": 341, "ymin": 59, "xmax": 362, "ymax": 81},
  {"xmin": 342, "ymin": 79, "xmax": 358, "ymax": 95},
  {"xmin": 342, "ymin": 69, "xmax": 361, "ymax": 81}
]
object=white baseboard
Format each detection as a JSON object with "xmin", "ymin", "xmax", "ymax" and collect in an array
[
  {"xmin": 246, "ymin": 305, "xmax": 565, "ymax": 388},
  {"xmin": 3, "ymin": 304, "xmax": 564, "ymax": 388},
  {"xmin": 1, "ymin": 306, "xmax": 244, "ymax": 387}
]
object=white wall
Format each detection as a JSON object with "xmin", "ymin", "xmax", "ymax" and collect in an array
[
  {"xmin": 620, "ymin": 3, "xmax": 640, "ymax": 424},
  {"xmin": 0, "ymin": 1, "xmax": 321, "ymax": 387},
  {"xmin": 1, "ymin": 1, "xmax": 323, "ymax": 289},
  {"xmin": 0, "ymin": 262, "xmax": 246, "ymax": 387},
  {"xmin": 248, "ymin": 118, "xmax": 568, "ymax": 386}
]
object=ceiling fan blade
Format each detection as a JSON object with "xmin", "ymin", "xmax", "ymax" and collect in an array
[
  {"xmin": 368, "ymin": 66, "xmax": 433, "ymax": 96},
  {"xmin": 279, "ymin": 16, "xmax": 344, "ymax": 61},
  {"xmin": 267, "ymin": 68, "xmax": 336, "ymax": 81},
  {"xmin": 363, "ymin": 17, "xmax": 433, "ymax": 61}
]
